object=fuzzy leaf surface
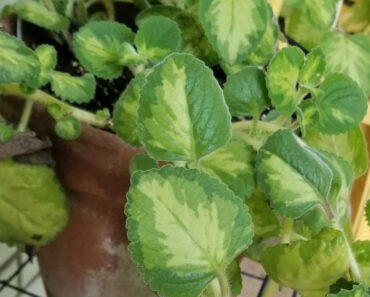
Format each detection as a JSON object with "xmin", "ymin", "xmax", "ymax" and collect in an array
[
  {"xmin": 224, "ymin": 67, "xmax": 270, "ymax": 117},
  {"xmin": 73, "ymin": 21, "xmax": 135, "ymax": 79},
  {"xmin": 126, "ymin": 166, "xmax": 254, "ymax": 297},
  {"xmin": 0, "ymin": 159, "xmax": 68, "ymax": 247},
  {"xmin": 138, "ymin": 53, "xmax": 231, "ymax": 161},
  {"xmin": 199, "ymin": 0, "xmax": 268, "ymax": 65}
]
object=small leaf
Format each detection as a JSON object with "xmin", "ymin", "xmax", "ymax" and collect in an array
[
  {"xmin": 352, "ymin": 241, "xmax": 370, "ymax": 286},
  {"xmin": 113, "ymin": 75, "xmax": 146, "ymax": 147},
  {"xmin": 135, "ymin": 16, "xmax": 182, "ymax": 63},
  {"xmin": 312, "ymin": 74, "xmax": 367, "ymax": 134},
  {"xmin": 256, "ymin": 129, "xmax": 333, "ymax": 233},
  {"xmin": 129, "ymin": 153, "xmax": 158, "ymax": 175},
  {"xmin": 50, "ymin": 71, "xmax": 96, "ymax": 103},
  {"xmin": 262, "ymin": 229, "xmax": 349, "ymax": 297},
  {"xmin": 0, "ymin": 32, "xmax": 40, "ymax": 84},
  {"xmin": 245, "ymin": 189, "xmax": 280, "ymax": 237},
  {"xmin": 299, "ymin": 47, "xmax": 326, "ymax": 88},
  {"xmin": 302, "ymin": 0, "xmax": 339, "ymax": 30},
  {"xmin": 224, "ymin": 66, "xmax": 270, "ymax": 117},
  {"xmin": 328, "ymin": 284, "xmax": 370, "ymax": 297},
  {"xmin": 0, "ymin": 159, "xmax": 68, "ymax": 247},
  {"xmin": 126, "ymin": 165, "xmax": 254, "ymax": 297},
  {"xmin": 226, "ymin": 261, "xmax": 242, "ymax": 297},
  {"xmin": 47, "ymin": 103, "xmax": 63, "ymax": 121},
  {"xmin": 73, "ymin": 21, "xmax": 135, "ymax": 79},
  {"xmin": 13, "ymin": 0, "xmax": 70, "ymax": 31},
  {"xmin": 200, "ymin": 140, "xmax": 256, "ymax": 200},
  {"xmin": 54, "ymin": 116, "xmax": 81, "ymax": 140},
  {"xmin": 266, "ymin": 46, "xmax": 305, "ymax": 116},
  {"xmin": 138, "ymin": 53, "xmax": 231, "ymax": 161},
  {"xmin": 318, "ymin": 32, "xmax": 370, "ymax": 95},
  {"xmin": 247, "ymin": 6, "xmax": 279, "ymax": 66},
  {"xmin": 0, "ymin": 124, "xmax": 15, "ymax": 142},
  {"xmin": 199, "ymin": 0, "xmax": 269, "ymax": 65},
  {"xmin": 304, "ymin": 126, "xmax": 368, "ymax": 177}
]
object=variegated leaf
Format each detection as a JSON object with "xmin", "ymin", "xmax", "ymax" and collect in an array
[
  {"xmin": 126, "ymin": 166, "xmax": 254, "ymax": 297},
  {"xmin": 13, "ymin": 0, "xmax": 70, "ymax": 31},
  {"xmin": 49, "ymin": 71, "xmax": 96, "ymax": 104},
  {"xmin": 304, "ymin": 126, "xmax": 368, "ymax": 177},
  {"xmin": 311, "ymin": 74, "xmax": 367, "ymax": 134},
  {"xmin": 262, "ymin": 229, "xmax": 349, "ymax": 297},
  {"xmin": 199, "ymin": 0, "xmax": 269, "ymax": 65},
  {"xmin": 299, "ymin": 47, "xmax": 326, "ymax": 88},
  {"xmin": 200, "ymin": 140, "xmax": 256, "ymax": 200},
  {"xmin": 0, "ymin": 159, "xmax": 68, "ymax": 247},
  {"xmin": 0, "ymin": 32, "xmax": 40, "ymax": 84},
  {"xmin": 266, "ymin": 46, "xmax": 305, "ymax": 116},
  {"xmin": 247, "ymin": 7, "xmax": 279, "ymax": 66},
  {"xmin": 138, "ymin": 53, "xmax": 231, "ymax": 161},
  {"xmin": 113, "ymin": 75, "xmax": 146, "ymax": 147},
  {"xmin": 318, "ymin": 32, "xmax": 370, "ymax": 95},
  {"xmin": 302, "ymin": 0, "xmax": 339, "ymax": 30},
  {"xmin": 256, "ymin": 129, "xmax": 333, "ymax": 233},
  {"xmin": 135, "ymin": 16, "xmax": 181, "ymax": 63},
  {"xmin": 224, "ymin": 66, "xmax": 270, "ymax": 118},
  {"xmin": 73, "ymin": 21, "xmax": 135, "ymax": 79},
  {"xmin": 352, "ymin": 241, "xmax": 370, "ymax": 286}
]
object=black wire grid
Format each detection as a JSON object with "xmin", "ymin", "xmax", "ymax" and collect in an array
[{"xmin": 0, "ymin": 248, "xmax": 298, "ymax": 297}]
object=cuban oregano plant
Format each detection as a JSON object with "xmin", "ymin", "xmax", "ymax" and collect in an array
[{"xmin": 0, "ymin": 0, "xmax": 370, "ymax": 296}]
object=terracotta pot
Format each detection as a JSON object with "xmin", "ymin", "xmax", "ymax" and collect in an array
[{"xmin": 0, "ymin": 97, "xmax": 154, "ymax": 297}]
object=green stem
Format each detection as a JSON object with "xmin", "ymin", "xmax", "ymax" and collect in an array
[
  {"xmin": 1, "ymin": 84, "xmax": 111, "ymax": 129},
  {"xmin": 250, "ymin": 115, "xmax": 259, "ymax": 136},
  {"xmin": 262, "ymin": 279, "xmax": 279, "ymax": 297},
  {"xmin": 17, "ymin": 100, "xmax": 34, "ymax": 132},
  {"xmin": 217, "ymin": 272, "xmax": 231, "ymax": 297},
  {"xmin": 280, "ymin": 218, "xmax": 294, "ymax": 244},
  {"xmin": 102, "ymin": 0, "xmax": 115, "ymax": 20},
  {"xmin": 128, "ymin": 64, "xmax": 145, "ymax": 76}
]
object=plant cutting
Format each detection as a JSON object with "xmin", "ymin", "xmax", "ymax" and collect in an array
[{"xmin": 0, "ymin": 0, "xmax": 369, "ymax": 297}]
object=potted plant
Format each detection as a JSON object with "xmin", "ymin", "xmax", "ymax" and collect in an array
[{"xmin": 0, "ymin": 0, "xmax": 369, "ymax": 297}]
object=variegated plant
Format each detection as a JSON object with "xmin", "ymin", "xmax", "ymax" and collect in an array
[{"xmin": 0, "ymin": 0, "xmax": 370, "ymax": 296}]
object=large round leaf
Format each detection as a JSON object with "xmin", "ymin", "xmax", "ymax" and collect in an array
[
  {"xmin": 126, "ymin": 165, "xmax": 254, "ymax": 297},
  {"xmin": 138, "ymin": 53, "xmax": 231, "ymax": 161}
]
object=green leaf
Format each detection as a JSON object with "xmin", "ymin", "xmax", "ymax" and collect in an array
[
  {"xmin": 49, "ymin": 71, "xmax": 96, "ymax": 104},
  {"xmin": 285, "ymin": 9, "xmax": 324, "ymax": 51},
  {"xmin": 318, "ymin": 32, "xmax": 370, "ymax": 95},
  {"xmin": 200, "ymin": 140, "xmax": 256, "ymax": 200},
  {"xmin": 366, "ymin": 200, "xmax": 370, "ymax": 228},
  {"xmin": 54, "ymin": 116, "xmax": 81, "ymax": 140},
  {"xmin": 0, "ymin": 32, "xmax": 40, "ymax": 84},
  {"xmin": 245, "ymin": 189, "xmax": 280, "ymax": 237},
  {"xmin": 118, "ymin": 42, "xmax": 147, "ymax": 66},
  {"xmin": 266, "ymin": 46, "xmax": 305, "ymax": 116},
  {"xmin": 13, "ymin": 0, "xmax": 70, "ymax": 31},
  {"xmin": 0, "ymin": 124, "xmax": 15, "ymax": 142},
  {"xmin": 136, "ymin": 6, "xmax": 218, "ymax": 66},
  {"xmin": 352, "ymin": 241, "xmax": 370, "ymax": 286},
  {"xmin": 311, "ymin": 74, "xmax": 367, "ymax": 134},
  {"xmin": 135, "ymin": 16, "xmax": 181, "ymax": 63},
  {"xmin": 327, "ymin": 284, "xmax": 370, "ymax": 297},
  {"xmin": 0, "ymin": 159, "xmax": 68, "ymax": 247},
  {"xmin": 129, "ymin": 153, "xmax": 158, "ymax": 176},
  {"xmin": 262, "ymin": 229, "xmax": 349, "ymax": 297},
  {"xmin": 224, "ymin": 66, "xmax": 270, "ymax": 117},
  {"xmin": 256, "ymin": 129, "xmax": 333, "ymax": 233},
  {"xmin": 113, "ymin": 75, "xmax": 146, "ymax": 147},
  {"xmin": 299, "ymin": 47, "xmax": 326, "ymax": 88},
  {"xmin": 304, "ymin": 126, "xmax": 368, "ymax": 177},
  {"xmin": 126, "ymin": 165, "xmax": 254, "ymax": 297},
  {"xmin": 302, "ymin": 0, "xmax": 339, "ymax": 30},
  {"xmin": 73, "ymin": 21, "xmax": 135, "ymax": 79},
  {"xmin": 247, "ymin": 8, "xmax": 279, "ymax": 66},
  {"xmin": 138, "ymin": 53, "xmax": 231, "ymax": 161},
  {"xmin": 199, "ymin": 0, "xmax": 269, "ymax": 65},
  {"xmin": 339, "ymin": 0, "xmax": 370, "ymax": 33}
]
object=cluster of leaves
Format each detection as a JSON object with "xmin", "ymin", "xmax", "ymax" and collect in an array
[{"xmin": 0, "ymin": 0, "xmax": 370, "ymax": 296}]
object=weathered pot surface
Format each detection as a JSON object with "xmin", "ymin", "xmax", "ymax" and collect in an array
[{"xmin": 0, "ymin": 97, "xmax": 154, "ymax": 297}]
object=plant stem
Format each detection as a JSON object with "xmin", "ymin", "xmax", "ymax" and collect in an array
[
  {"xmin": 17, "ymin": 100, "xmax": 34, "ymax": 132},
  {"xmin": 1, "ymin": 84, "xmax": 111, "ymax": 129},
  {"xmin": 102, "ymin": 0, "xmax": 115, "ymax": 20},
  {"xmin": 262, "ymin": 279, "xmax": 279, "ymax": 297},
  {"xmin": 280, "ymin": 218, "xmax": 294, "ymax": 244},
  {"xmin": 16, "ymin": 18, "xmax": 23, "ymax": 40},
  {"xmin": 250, "ymin": 115, "xmax": 259, "ymax": 136},
  {"xmin": 217, "ymin": 272, "xmax": 231, "ymax": 297}
]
